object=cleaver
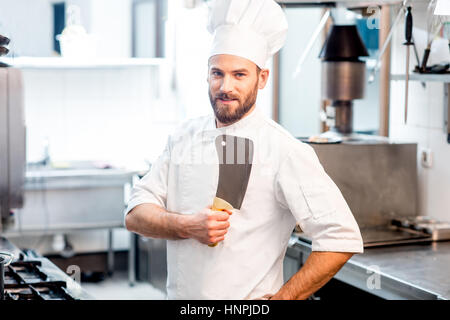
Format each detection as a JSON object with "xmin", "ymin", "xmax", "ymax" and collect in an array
[{"xmin": 209, "ymin": 134, "xmax": 254, "ymax": 247}]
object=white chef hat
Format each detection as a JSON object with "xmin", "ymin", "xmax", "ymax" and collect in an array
[{"xmin": 207, "ymin": 0, "xmax": 288, "ymax": 69}]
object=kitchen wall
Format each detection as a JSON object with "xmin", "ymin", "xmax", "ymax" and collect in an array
[
  {"xmin": 279, "ymin": 7, "xmax": 323, "ymax": 137},
  {"xmin": 88, "ymin": 0, "xmax": 132, "ymax": 58},
  {"xmin": 0, "ymin": 0, "xmax": 54, "ymax": 56},
  {"xmin": 388, "ymin": 2, "xmax": 450, "ymax": 222},
  {"xmin": 23, "ymin": 64, "xmax": 178, "ymax": 169}
]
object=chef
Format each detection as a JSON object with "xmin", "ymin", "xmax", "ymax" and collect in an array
[{"xmin": 125, "ymin": 0, "xmax": 363, "ymax": 300}]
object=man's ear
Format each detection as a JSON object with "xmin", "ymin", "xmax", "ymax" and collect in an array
[{"xmin": 258, "ymin": 69, "xmax": 270, "ymax": 90}]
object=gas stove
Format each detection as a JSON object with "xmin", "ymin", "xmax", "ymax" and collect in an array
[{"xmin": 1, "ymin": 237, "xmax": 91, "ymax": 300}]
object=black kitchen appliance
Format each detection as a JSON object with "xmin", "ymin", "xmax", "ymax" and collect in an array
[{"xmin": 0, "ymin": 237, "xmax": 91, "ymax": 300}]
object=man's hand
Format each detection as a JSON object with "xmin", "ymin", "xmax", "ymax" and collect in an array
[
  {"xmin": 126, "ymin": 204, "xmax": 230, "ymax": 244},
  {"xmin": 180, "ymin": 206, "xmax": 231, "ymax": 245}
]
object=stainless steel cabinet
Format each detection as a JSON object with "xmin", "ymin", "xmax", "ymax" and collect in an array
[
  {"xmin": 137, "ymin": 236, "xmax": 167, "ymax": 293},
  {"xmin": 283, "ymin": 244, "xmax": 304, "ymax": 283}
]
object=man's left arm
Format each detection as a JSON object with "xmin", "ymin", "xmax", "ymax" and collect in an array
[{"xmin": 270, "ymin": 251, "xmax": 353, "ymax": 300}]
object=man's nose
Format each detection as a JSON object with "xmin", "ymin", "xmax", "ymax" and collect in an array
[{"xmin": 220, "ymin": 75, "xmax": 234, "ymax": 93}]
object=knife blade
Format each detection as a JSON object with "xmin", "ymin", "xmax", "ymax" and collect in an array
[{"xmin": 209, "ymin": 134, "xmax": 254, "ymax": 247}]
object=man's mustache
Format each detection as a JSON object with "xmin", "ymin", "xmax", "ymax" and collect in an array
[{"xmin": 215, "ymin": 93, "xmax": 239, "ymax": 101}]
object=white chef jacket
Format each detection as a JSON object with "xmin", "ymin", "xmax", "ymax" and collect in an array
[{"xmin": 125, "ymin": 107, "xmax": 363, "ymax": 300}]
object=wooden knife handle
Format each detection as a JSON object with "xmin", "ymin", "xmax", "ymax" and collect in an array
[{"xmin": 208, "ymin": 197, "xmax": 233, "ymax": 247}]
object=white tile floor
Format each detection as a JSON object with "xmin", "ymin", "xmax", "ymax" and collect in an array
[{"xmin": 81, "ymin": 271, "xmax": 167, "ymax": 300}]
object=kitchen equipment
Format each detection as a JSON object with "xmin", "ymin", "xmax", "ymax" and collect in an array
[
  {"xmin": 392, "ymin": 216, "xmax": 450, "ymax": 242},
  {"xmin": 309, "ymin": 141, "xmax": 418, "ymax": 229},
  {"xmin": 56, "ymin": 5, "xmax": 96, "ymax": 58},
  {"xmin": 294, "ymin": 6, "xmax": 427, "ymax": 248},
  {"xmin": 319, "ymin": 17, "xmax": 369, "ymax": 138},
  {"xmin": 359, "ymin": 226, "xmax": 431, "ymax": 248},
  {"xmin": 420, "ymin": 0, "xmax": 444, "ymax": 73},
  {"xmin": 301, "ymin": 140, "xmax": 426, "ymax": 248},
  {"xmin": 0, "ymin": 35, "xmax": 26, "ymax": 232},
  {"xmin": 0, "ymin": 251, "xmax": 13, "ymax": 300},
  {"xmin": 209, "ymin": 135, "xmax": 254, "ymax": 247},
  {"xmin": 136, "ymin": 236, "xmax": 167, "ymax": 292},
  {"xmin": 278, "ymin": 2, "xmax": 437, "ymax": 250},
  {"xmin": 297, "ymin": 225, "xmax": 432, "ymax": 249},
  {"xmin": 403, "ymin": 6, "xmax": 413, "ymax": 124},
  {"xmin": 0, "ymin": 237, "xmax": 90, "ymax": 300},
  {"xmin": 7, "ymin": 169, "xmax": 134, "ymax": 234}
]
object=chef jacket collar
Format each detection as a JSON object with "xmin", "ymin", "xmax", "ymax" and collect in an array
[
  {"xmin": 206, "ymin": 107, "xmax": 261, "ymax": 133},
  {"xmin": 196, "ymin": 108, "xmax": 262, "ymax": 146}
]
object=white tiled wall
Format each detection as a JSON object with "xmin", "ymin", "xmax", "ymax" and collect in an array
[{"xmin": 389, "ymin": 3, "xmax": 450, "ymax": 222}]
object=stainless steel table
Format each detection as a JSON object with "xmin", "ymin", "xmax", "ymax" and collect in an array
[
  {"xmin": 289, "ymin": 236, "xmax": 450, "ymax": 300},
  {"xmin": 4, "ymin": 168, "xmax": 138, "ymax": 279}
]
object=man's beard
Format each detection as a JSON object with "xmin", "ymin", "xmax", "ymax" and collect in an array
[{"xmin": 209, "ymin": 83, "xmax": 258, "ymax": 125}]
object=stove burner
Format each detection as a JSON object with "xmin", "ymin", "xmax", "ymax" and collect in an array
[
  {"xmin": 3, "ymin": 260, "xmax": 75, "ymax": 300},
  {"xmin": 5, "ymin": 282, "xmax": 74, "ymax": 300},
  {"xmin": 1, "ymin": 237, "xmax": 89, "ymax": 300}
]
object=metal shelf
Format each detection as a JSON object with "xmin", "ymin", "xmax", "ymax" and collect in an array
[
  {"xmin": 0, "ymin": 57, "xmax": 166, "ymax": 69},
  {"xmin": 391, "ymin": 73, "xmax": 450, "ymax": 83}
]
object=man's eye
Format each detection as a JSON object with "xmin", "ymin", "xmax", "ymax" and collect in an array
[
  {"xmin": 236, "ymin": 73, "xmax": 245, "ymax": 77},
  {"xmin": 212, "ymin": 71, "xmax": 222, "ymax": 76}
]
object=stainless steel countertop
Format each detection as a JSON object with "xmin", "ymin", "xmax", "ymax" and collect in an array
[
  {"xmin": 291, "ymin": 236, "xmax": 450, "ymax": 300},
  {"xmin": 24, "ymin": 168, "xmax": 138, "ymax": 190},
  {"xmin": 26, "ymin": 168, "xmax": 138, "ymax": 179}
]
